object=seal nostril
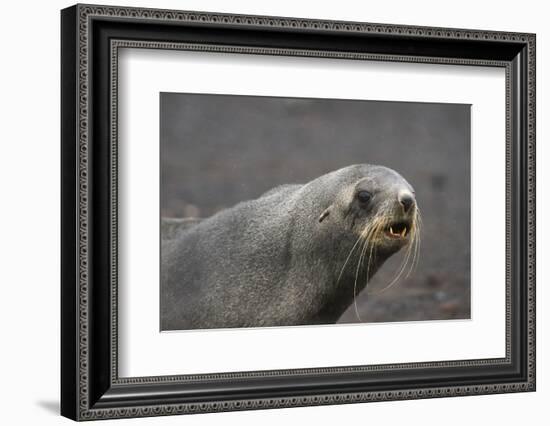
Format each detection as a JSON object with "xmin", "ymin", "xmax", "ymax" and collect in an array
[{"xmin": 399, "ymin": 193, "xmax": 414, "ymax": 212}]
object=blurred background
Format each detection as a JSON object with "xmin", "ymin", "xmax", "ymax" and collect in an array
[{"xmin": 160, "ymin": 93, "xmax": 470, "ymax": 323}]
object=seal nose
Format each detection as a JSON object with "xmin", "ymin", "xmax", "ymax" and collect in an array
[{"xmin": 398, "ymin": 191, "xmax": 415, "ymax": 213}]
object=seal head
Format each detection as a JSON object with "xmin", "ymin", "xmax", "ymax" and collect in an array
[{"xmin": 318, "ymin": 164, "xmax": 416, "ymax": 254}]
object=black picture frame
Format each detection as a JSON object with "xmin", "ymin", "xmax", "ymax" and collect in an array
[{"xmin": 61, "ymin": 4, "xmax": 536, "ymax": 421}]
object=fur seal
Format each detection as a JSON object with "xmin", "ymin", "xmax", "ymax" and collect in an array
[{"xmin": 161, "ymin": 164, "xmax": 420, "ymax": 330}]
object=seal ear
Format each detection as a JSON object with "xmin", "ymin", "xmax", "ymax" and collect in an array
[{"xmin": 318, "ymin": 207, "xmax": 331, "ymax": 223}]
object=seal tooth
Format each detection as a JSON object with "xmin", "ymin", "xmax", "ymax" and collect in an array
[
  {"xmin": 401, "ymin": 227, "xmax": 407, "ymax": 237},
  {"xmin": 390, "ymin": 226, "xmax": 394, "ymax": 235}
]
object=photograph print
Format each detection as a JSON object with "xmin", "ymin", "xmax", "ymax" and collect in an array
[{"xmin": 160, "ymin": 93, "xmax": 471, "ymax": 331}]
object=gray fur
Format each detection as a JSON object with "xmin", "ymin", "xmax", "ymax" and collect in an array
[
  {"xmin": 161, "ymin": 217, "xmax": 203, "ymax": 240},
  {"xmin": 161, "ymin": 164, "xmax": 415, "ymax": 330}
]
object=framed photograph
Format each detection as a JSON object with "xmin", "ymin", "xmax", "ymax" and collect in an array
[{"xmin": 61, "ymin": 4, "xmax": 536, "ymax": 421}]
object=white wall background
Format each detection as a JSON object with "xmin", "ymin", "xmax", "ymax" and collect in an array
[{"xmin": 0, "ymin": 0, "xmax": 546, "ymax": 424}]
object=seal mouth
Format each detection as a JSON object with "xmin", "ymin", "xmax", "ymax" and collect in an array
[{"xmin": 385, "ymin": 221, "xmax": 410, "ymax": 239}]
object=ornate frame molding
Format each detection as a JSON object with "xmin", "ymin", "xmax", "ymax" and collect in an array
[{"xmin": 61, "ymin": 4, "xmax": 535, "ymax": 421}]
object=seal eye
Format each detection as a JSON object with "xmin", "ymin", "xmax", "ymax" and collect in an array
[{"xmin": 357, "ymin": 190, "xmax": 372, "ymax": 203}]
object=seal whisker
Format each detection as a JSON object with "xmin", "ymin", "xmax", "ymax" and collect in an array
[
  {"xmin": 408, "ymin": 208, "xmax": 422, "ymax": 275},
  {"xmin": 354, "ymin": 234, "xmax": 371, "ymax": 320},
  {"xmin": 335, "ymin": 231, "xmax": 368, "ymax": 287},
  {"xmin": 369, "ymin": 235, "xmax": 414, "ymax": 295},
  {"xmin": 367, "ymin": 207, "xmax": 420, "ymax": 296},
  {"xmin": 403, "ymin": 209, "xmax": 421, "ymax": 280},
  {"xmin": 354, "ymin": 216, "xmax": 386, "ymax": 320},
  {"xmin": 413, "ymin": 210, "xmax": 422, "ymax": 271},
  {"xmin": 336, "ymin": 212, "xmax": 387, "ymax": 290},
  {"xmin": 394, "ymin": 206, "xmax": 421, "ymax": 283},
  {"xmin": 351, "ymin": 219, "xmax": 380, "ymax": 321}
]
